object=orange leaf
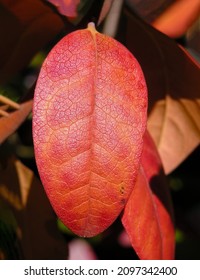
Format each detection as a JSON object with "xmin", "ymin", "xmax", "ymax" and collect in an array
[
  {"xmin": 121, "ymin": 131, "xmax": 175, "ymax": 260},
  {"xmin": 33, "ymin": 23, "xmax": 147, "ymax": 237},
  {"xmin": 152, "ymin": 0, "xmax": 200, "ymax": 38}
]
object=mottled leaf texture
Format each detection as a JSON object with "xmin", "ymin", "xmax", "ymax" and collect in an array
[
  {"xmin": 33, "ymin": 23, "xmax": 147, "ymax": 237},
  {"xmin": 125, "ymin": 9, "xmax": 200, "ymax": 174},
  {"xmin": 122, "ymin": 131, "xmax": 175, "ymax": 260}
]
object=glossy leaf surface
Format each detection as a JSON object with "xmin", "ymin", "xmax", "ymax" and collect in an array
[
  {"xmin": 33, "ymin": 24, "xmax": 147, "ymax": 237},
  {"xmin": 122, "ymin": 131, "xmax": 175, "ymax": 259}
]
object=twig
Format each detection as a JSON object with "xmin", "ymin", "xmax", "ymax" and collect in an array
[
  {"xmin": 0, "ymin": 94, "xmax": 20, "ymax": 110},
  {"xmin": 0, "ymin": 109, "xmax": 9, "ymax": 117},
  {"xmin": 102, "ymin": 0, "xmax": 124, "ymax": 37}
]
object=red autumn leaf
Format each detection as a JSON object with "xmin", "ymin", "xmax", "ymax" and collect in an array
[
  {"xmin": 125, "ymin": 0, "xmax": 200, "ymax": 57},
  {"xmin": 121, "ymin": 131, "xmax": 175, "ymax": 260},
  {"xmin": 141, "ymin": 131, "xmax": 175, "ymax": 259},
  {"xmin": 124, "ymin": 9, "xmax": 200, "ymax": 174},
  {"xmin": 33, "ymin": 23, "xmax": 147, "ymax": 237},
  {"xmin": 122, "ymin": 166, "xmax": 162, "ymax": 259}
]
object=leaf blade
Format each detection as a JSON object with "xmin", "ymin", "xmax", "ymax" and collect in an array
[
  {"xmin": 122, "ymin": 131, "xmax": 175, "ymax": 260},
  {"xmin": 33, "ymin": 25, "xmax": 147, "ymax": 237},
  {"xmin": 124, "ymin": 9, "xmax": 200, "ymax": 173}
]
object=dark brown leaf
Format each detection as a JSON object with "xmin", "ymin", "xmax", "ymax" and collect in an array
[
  {"xmin": 124, "ymin": 9, "xmax": 200, "ymax": 173},
  {"xmin": 0, "ymin": 0, "xmax": 66, "ymax": 85},
  {"xmin": 0, "ymin": 203, "xmax": 22, "ymax": 259},
  {"xmin": 0, "ymin": 156, "xmax": 66, "ymax": 259}
]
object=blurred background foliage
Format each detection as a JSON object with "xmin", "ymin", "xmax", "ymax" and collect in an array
[{"xmin": 0, "ymin": 0, "xmax": 200, "ymax": 259}]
